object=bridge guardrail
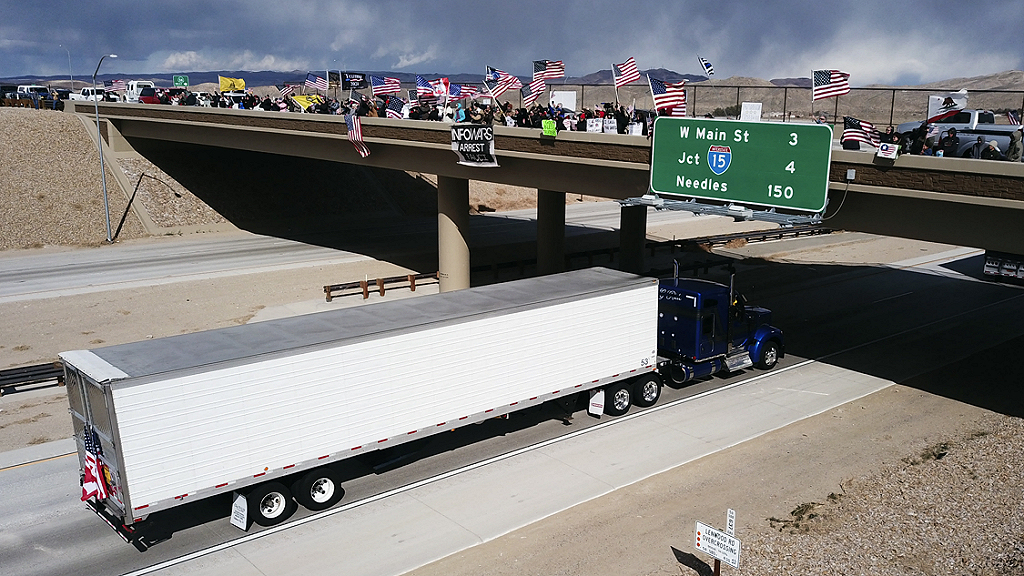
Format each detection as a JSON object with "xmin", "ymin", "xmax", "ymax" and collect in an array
[{"xmin": 0, "ymin": 362, "xmax": 64, "ymax": 396}]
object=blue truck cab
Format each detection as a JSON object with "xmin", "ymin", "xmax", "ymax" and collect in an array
[{"xmin": 657, "ymin": 277, "xmax": 784, "ymax": 383}]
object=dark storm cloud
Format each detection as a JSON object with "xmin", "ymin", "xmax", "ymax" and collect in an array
[{"xmin": 2, "ymin": 0, "xmax": 1022, "ymax": 85}]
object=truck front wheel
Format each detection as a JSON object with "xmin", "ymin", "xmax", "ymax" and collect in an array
[
  {"xmin": 758, "ymin": 341, "xmax": 779, "ymax": 370},
  {"xmin": 248, "ymin": 482, "xmax": 297, "ymax": 526},
  {"xmin": 631, "ymin": 374, "xmax": 662, "ymax": 408},
  {"xmin": 604, "ymin": 383, "xmax": 632, "ymax": 416},
  {"xmin": 292, "ymin": 468, "xmax": 344, "ymax": 511}
]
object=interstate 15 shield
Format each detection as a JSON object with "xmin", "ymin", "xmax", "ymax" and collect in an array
[{"xmin": 650, "ymin": 117, "xmax": 833, "ymax": 213}]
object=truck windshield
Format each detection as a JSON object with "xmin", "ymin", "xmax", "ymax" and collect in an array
[{"xmin": 978, "ymin": 112, "xmax": 995, "ymax": 124}]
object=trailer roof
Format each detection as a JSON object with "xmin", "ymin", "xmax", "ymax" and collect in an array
[{"xmin": 74, "ymin": 267, "xmax": 653, "ymax": 381}]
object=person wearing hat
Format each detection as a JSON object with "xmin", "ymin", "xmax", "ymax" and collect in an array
[{"xmin": 980, "ymin": 139, "xmax": 1001, "ymax": 160}]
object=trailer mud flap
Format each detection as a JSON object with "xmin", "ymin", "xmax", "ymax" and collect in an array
[
  {"xmin": 588, "ymin": 389, "xmax": 605, "ymax": 417},
  {"xmin": 230, "ymin": 491, "xmax": 249, "ymax": 531}
]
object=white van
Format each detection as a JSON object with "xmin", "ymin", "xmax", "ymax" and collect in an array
[{"xmin": 125, "ymin": 80, "xmax": 155, "ymax": 103}]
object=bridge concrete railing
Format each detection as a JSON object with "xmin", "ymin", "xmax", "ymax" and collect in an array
[{"xmin": 69, "ymin": 101, "xmax": 1024, "ymax": 254}]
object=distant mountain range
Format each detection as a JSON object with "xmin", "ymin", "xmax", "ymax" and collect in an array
[{"xmin": 3, "ymin": 68, "xmax": 1021, "ymax": 91}]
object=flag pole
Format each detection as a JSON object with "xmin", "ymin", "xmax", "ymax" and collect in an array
[{"xmin": 612, "ymin": 64, "xmax": 620, "ymax": 105}]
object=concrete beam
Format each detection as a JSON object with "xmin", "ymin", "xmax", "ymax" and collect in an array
[
  {"xmin": 536, "ymin": 190, "xmax": 566, "ymax": 275},
  {"xmin": 437, "ymin": 176, "xmax": 470, "ymax": 292},
  {"xmin": 619, "ymin": 204, "xmax": 647, "ymax": 274}
]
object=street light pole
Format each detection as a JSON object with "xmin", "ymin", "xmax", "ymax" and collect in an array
[
  {"xmin": 60, "ymin": 45, "xmax": 74, "ymax": 90},
  {"xmin": 92, "ymin": 53, "xmax": 117, "ymax": 243}
]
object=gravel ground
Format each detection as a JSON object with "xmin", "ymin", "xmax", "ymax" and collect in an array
[
  {"xmin": 0, "ymin": 108, "xmax": 148, "ymax": 249},
  {"xmin": 1, "ymin": 105, "xmax": 1022, "ymax": 576}
]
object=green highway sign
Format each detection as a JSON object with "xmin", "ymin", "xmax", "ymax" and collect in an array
[
  {"xmin": 172, "ymin": 75, "xmax": 189, "ymax": 87},
  {"xmin": 650, "ymin": 117, "xmax": 833, "ymax": 212}
]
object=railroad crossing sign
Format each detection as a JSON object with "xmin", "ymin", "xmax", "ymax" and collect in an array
[
  {"xmin": 650, "ymin": 117, "xmax": 833, "ymax": 213},
  {"xmin": 695, "ymin": 520, "xmax": 741, "ymax": 568},
  {"xmin": 172, "ymin": 75, "xmax": 189, "ymax": 87}
]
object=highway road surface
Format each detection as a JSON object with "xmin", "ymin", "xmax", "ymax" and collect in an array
[{"xmin": 2, "ymin": 229, "xmax": 1022, "ymax": 576}]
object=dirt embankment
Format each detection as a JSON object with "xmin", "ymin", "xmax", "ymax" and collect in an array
[{"xmin": 0, "ymin": 107, "xmax": 604, "ymax": 251}]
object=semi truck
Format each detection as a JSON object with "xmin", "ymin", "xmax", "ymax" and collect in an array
[{"xmin": 61, "ymin": 267, "xmax": 783, "ymax": 543}]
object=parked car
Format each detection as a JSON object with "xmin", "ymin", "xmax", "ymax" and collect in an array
[
  {"xmin": 898, "ymin": 109, "xmax": 1021, "ymax": 158},
  {"xmin": 125, "ymin": 80, "xmax": 155, "ymax": 103},
  {"xmin": 68, "ymin": 87, "xmax": 107, "ymax": 102},
  {"xmin": 138, "ymin": 87, "xmax": 161, "ymax": 104}
]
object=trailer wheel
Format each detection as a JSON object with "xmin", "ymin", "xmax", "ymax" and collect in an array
[
  {"xmin": 248, "ymin": 482, "xmax": 296, "ymax": 527},
  {"xmin": 631, "ymin": 374, "xmax": 662, "ymax": 408},
  {"xmin": 758, "ymin": 341, "xmax": 779, "ymax": 370},
  {"xmin": 604, "ymin": 383, "xmax": 632, "ymax": 416},
  {"xmin": 292, "ymin": 468, "xmax": 345, "ymax": 511}
]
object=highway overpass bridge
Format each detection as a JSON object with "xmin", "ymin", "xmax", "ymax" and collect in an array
[{"xmin": 70, "ymin": 102, "xmax": 1024, "ymax": 290}]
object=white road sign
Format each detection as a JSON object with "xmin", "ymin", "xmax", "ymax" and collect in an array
[{"xmin": 695, "ymin": 520, "xmax": 740, "ymax": 568}]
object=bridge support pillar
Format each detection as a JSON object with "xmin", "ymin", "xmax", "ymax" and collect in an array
[
  {"xmin": 536, "ymin": 189, "xmax": 566, "ymax": 275},
  {"xmin": 619, "ymin": 204, "xmax": 647, "ymax": 274},
  {"xmin": 437, "ymin": 175, "xmax": 471, "ymax": 292}
]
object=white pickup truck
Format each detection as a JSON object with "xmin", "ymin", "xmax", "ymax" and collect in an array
[
  {"xmin": 68, "ymin": 87, "xmax": 108, "ymax": 101},
  {"xmin": 898, "ymin": 109, "xmax": 1022, "ymax": 158}
]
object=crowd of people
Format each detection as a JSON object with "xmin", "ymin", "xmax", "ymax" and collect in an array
[{"xmin": 883, "ymin": 124, "xmax": 1022, "ymax": 162}]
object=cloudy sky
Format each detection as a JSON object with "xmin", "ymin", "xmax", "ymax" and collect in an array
[{"xmin": 3, "ymin": 0, "xmax": 1022, "ymax": 85}]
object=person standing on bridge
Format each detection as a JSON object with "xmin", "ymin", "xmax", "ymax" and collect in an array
[
  {"xmin": 970, "ymin": 136, "xmax": 986, "ymax": 159},
  {"xmin": 1007, "ymin": 129, "xmax": 1023, "ymax": 162},
  {"xmin": 938, "ymin": 128, "xmax": 960, "ymax": 157},
  {"xmin": 980, "ymin": 140, "xmax": 1001, "ymax": 160}
]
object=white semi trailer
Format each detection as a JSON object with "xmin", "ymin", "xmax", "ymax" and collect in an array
[{"xmin": 61, "ymin": 268, "xmax": 661, "ymax": 542}]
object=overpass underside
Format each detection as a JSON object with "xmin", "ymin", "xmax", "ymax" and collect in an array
[{"xmin": 76, "ymin": 103, "xmax": 1024, "ymax": 289}]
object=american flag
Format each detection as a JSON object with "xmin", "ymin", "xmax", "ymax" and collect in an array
[
  {"xmin": 370, "ymin": 76, "xmax": 402, "ymax": 96},
  {"xmin": 278, "ymin": 84, "xmax": 294, "ymax": 96},
  {"xmin": 449, "ymin": 84, "xmax": 479, "ymax": 100},
  {"xmin": 841, "ymin": 116, "xmax": 881, "ymax": 147},
  {"xmin": 533, "ymin": 60, "xmax": 564, "ymax": 82},
  {"xmin": 415, "ymin": 75, "xmax": 433, "ymax": 98},
  {"xmin": 613, "ymin": 57, "xmax": 641, "ymax": 88},
  {"xmin": 1008, "ymin": 109, "xmax": 1021, "ymax": 126},
  {"xmin": 81, "ymin": 427, "xmax": 108, "ymax": 501},
  {"xmin": 104, "ymin": 79, "xmax": 126, "ymax": 92},
  {"xmin": 649, "ymin": 76, "xmax": 687, "ymax": 115},
  {"xmin": 522, "ymin": 78, "xmax": 545, "ymax": 106},
  {"xmin": 306, "ymin": 73, "xmax": 328, "ymax": 92},
  {"xmin": 385, "ymin": 95, "xmax": 406, "ymax": 119},
  {"xmin": 488, "ymin": 72, "xmax": 523, "ymax": 99},
  {"xmin": 485, "ymin": 66, "xmax": 505, "ymax": 82},
  {"xmin": 812, "ymin": 69, "xmax": 850, "ymax": 101},
  {"xmin": 345, "ymin": 114, "xmax": 371, "ymax": 158},
  {"xmin": 698, "ymin": 55, "xmax": 715, "ymax": 78}
]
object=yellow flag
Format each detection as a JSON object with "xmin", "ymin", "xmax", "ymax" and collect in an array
[
  {"xmin": 219, "ymin": 76, "xmax": 245, "ymax": 92},
  {"xmin": 290, "ymin": 94, "xmax": 324, "ymax": 110}
]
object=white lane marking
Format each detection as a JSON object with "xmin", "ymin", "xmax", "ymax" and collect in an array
[{"xmin": 775, "ymin": 387, "xmax": 830, "ymax": 396}]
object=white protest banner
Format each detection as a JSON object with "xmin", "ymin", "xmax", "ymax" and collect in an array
[
  {"xmin": 603, "ymin": 118, "xmax": 617, "ymax": 133},
  {"xmin": 586, "ymin": 118, "xmax": 603, "ymax": 133},
  {"xmin": 740, "ymin": 102, "xmax": 762, "ymax": 121},
  {"xmin": 451, "ymin": 123, "xmax": 498, "ymax": 167}
]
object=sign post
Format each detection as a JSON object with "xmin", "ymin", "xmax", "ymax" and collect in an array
[
  {"xmin": 172, "ymin": 75, "xmax": 189, "ymax": 88},
  {"xmin": 650, "ymin": 117, "xmax": 833, "ymax": 213}
]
